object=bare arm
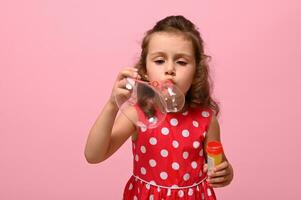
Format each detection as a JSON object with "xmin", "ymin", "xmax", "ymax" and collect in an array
[
  {"xmin": 84, "ymin": 100, "xmax": 119, "ymax": 163},
  {"xmin": 204, "ymin": 113, "xmax": 234, "ymax": 187},
  {"xmin": 84, "ymin": 67, "xmax": 139, "ymax": 164}
]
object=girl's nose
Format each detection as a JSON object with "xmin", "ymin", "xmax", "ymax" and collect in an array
[{"xmin": 164, "ymin": 62, "xmax": 176, "ymax": 76}]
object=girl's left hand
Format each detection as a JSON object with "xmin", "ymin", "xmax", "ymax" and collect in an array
[{"xmin": 203, "ymin": 161, "xmax": 234, "ymax": 188}]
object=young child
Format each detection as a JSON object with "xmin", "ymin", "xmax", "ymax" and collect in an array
[{"xmin": 85, "ymin": 15, "xmax": 234, "ymax": 200}]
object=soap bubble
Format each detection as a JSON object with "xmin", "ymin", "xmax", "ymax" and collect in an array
[{"xmin": 115, "ymin": 78, "xmax": 185, "ymax": 129}]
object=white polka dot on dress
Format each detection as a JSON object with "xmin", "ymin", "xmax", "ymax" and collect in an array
[
  {"xmin": 192, "ymin": 120, "xmax": 199, "ymax": 127},
  {"xmin": 188, "ymin": 188, "xmax": 194, "ymax": 196},
  {"xmin": 135, "ymin": 154, "xmax": 139, "ymax": 162},
  {"xmin": 172, "ymin": 140, "xmax": 179, "ymax": 148},
  {"xmin": 140, "ymin": 146, "xmax": 146, "ymax": 154},
  {"xmin": 149, "ymin": 194, "xmax": 154, "ymax": 200},
  {"xmin": 134, "ymin": 195, "xmax": 138, "ymax": 200},
  {"xmin": 183, "ymin": 173, "xmax": 190, "ymax": 181},
  {"xmin": 161, "ymin": 127, "xmax": 169, "ymax": 135},
  {"xmin": 149, "ymin": 137, "xmax": 157, "ymax": 145},
  {"xmin": 182, "ymin": 129, "xmax": 190, "ymax": 137},
  {"xmin": 160, "ymin": 149, "xmax": 168, "ymax": 157},
  {"xmin": 191, "ymin": 161, "xmax": 198, "ymax": 169},
  {"xmin": 178, "ymin": 190, "xmax": 184, "ymax": 198},
  {"xmin": 170, "ymin": 118, "xmax": 178, "ymax": 126},
  {"xmin": 149, "ymin": 159, "xmax": 157, "ymax": 167},
  {"xmin": 171, "ymin": 162, "xmax": 180, "ymax": 170},
  {"xmin": 202, "ymin": 111, "xmax": 210, "ymax": 117},
  {"xmin": 183, "ymin": 151, "xmax": 189, "ymax": 159},
  {"xmin": 128, "ymin": 183, "xmax": 133, "ymax": 190},
  {"xmin": 193, "ymin": 141, "xmax": 200, "ymax": 149},
  {"xmin": 160, "ymin": 172, "xmax": 168, "ymax": 180},
  {"xmin": 141, "ymin": 167, "xmax": 146, "ymax": 175}
]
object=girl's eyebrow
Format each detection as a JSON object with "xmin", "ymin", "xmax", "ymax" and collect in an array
[
  {"xmin": 174, "ymin": 53, "xmax": 193, "ymax": 60},
  {"xmin": 149, "ymin": 51, "xmax": 166, "ymax": 57},
  {"xmin": 149, "ymin": 51, "xmax": 193, "ymax": 59}
]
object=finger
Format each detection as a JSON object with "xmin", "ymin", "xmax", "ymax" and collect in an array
[
  {"xmin": 118, "ymin": 78, "xmax": 138, "ymax": 91},
  {"xmin": 115, "ymin": 88, "xmax": 132, "ymax": 100},
  {"xmin": 207, "ymin": 174, "xmax": 231, "ymax": 184},
  {"xmin": 208, "ymin": 169, "xmax": 230, "ymax": 178},
  {"xmin": 117, "ymin": 70, "xmax": 136, "ymax": 80},
  {"xmin": 117, "ymin": 78, "xmax": 128, "ymax": 89},
  {"xmin": 208, "ymin": 176, "xmax": 226, "ymax": 184},
  {"xmin": 213, "ymin": 161, "xmax": 229, "ymax": 172},
  {"xmin": 120, "ymin": 67, "xmax": 139, "ymax": 73},
  {"xmin": 117, "ymin": 68, "xmax": 140, "ymax": 80},
  {"xmin": 209, "ymin": 176, "xmax": 232, "ymax": 188}
]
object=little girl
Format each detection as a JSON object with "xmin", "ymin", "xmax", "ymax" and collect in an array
[{"xmin": 85, "ymin": 15, "xmax": 234, "ymax": 200}]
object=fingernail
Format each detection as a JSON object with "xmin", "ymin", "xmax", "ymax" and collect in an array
[{"xmin": 133, "ymin": 68, "xmax": 138, "ymax": 71}]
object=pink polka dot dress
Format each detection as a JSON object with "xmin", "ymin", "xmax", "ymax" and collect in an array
[{"xmin": 123, "ymin": 106, "xmax": 217, "ymax": 200}]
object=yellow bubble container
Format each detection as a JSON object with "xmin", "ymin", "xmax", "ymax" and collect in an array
[{"xmin": 206, "ymin": 141, "xmax": 223, "ymax": 172}]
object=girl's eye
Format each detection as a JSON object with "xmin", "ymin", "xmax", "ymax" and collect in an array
[
  {"xmin": 154, "ymin": 60, "xmax": 165, "ymax": 65},
  {"xmin": 177, "ymin": 61, "xmax": 187, "ymax": 66}
]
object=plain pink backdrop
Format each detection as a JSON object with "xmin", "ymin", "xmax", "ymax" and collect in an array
[{"xmin": 1, "ymin": 0, "xmax": 300, "ymax": 199}]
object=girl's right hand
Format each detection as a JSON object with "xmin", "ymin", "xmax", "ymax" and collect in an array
[{"xmin": 109, "ymin": 67, "xmax": 141, "ymax": 108}]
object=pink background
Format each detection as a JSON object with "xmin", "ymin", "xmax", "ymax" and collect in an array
[{"xmin": 1, "ymin": 0, "xmax": 300, "ymax": 199}]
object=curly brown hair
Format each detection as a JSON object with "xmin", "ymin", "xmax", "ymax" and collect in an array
[{"xmin": 134, "ymin": 15, "xmax": 220, "ymax": 116}]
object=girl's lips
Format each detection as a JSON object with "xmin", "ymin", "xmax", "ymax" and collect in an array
[{"xmin": 164, "ymin": 79, "xmax": 175, "ymax": 84}]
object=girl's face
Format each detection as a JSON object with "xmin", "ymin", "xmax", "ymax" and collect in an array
[{"xmin": 146, "ymin": 32, "xmax": 196, "ymax": 95}]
